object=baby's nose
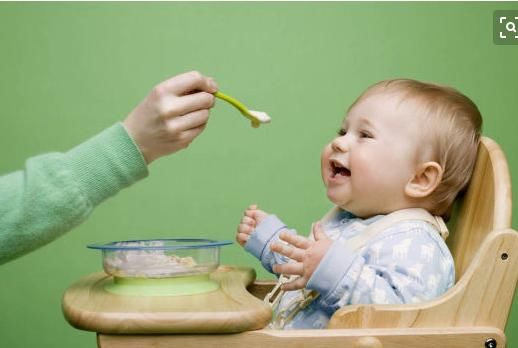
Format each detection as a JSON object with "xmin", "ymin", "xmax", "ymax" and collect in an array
[{"xmin": 331, "ymin": 136, "xmax": 349, "ymax": 153}]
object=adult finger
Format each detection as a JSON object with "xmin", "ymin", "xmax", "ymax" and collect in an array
[
  {"xmin": 167, "ymin": 108, "xmax": 209, "ymax": 133},
  {"xmin": 159, "ymin": 71, "xmax": 218, "ymax": 95},
  {"xmin": 161, "ymin": 92, "xmax": 215, "ymax": 118},
  {"xmin": 270, "ymin": 241, "xmax": 305, "ymax": 261},
  {"xmin": 169, "ymin": 124, "xmax": 206, "ymax": 149},
  {"xmin": 272, "ymin": 262, "xmax": 303, "ymax": 276},
  {"xmin": 281, "ymin": 276, "xmax": 307, "ymax": 291},
  {"xmin": 279, "ymin": 232, "xmax": 312, "ymax": 250}
]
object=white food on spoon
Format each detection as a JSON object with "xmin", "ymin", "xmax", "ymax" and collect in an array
[{"xmin": 248, "ymin": 110, "xmax": 271, "ymax": 124}]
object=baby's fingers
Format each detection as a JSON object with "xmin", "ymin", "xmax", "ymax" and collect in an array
[
  {"xmin": 270, "ymin": 241, "xmax": 305, "ymax": 261},
  {"xmin": 312, "ymin": 221, "xmax": 329, "ymax": 241},
  {"xmin": 245, "ymin": 207, "xmax": 268, "ymax": 223},
  {"xmin": 236, "ymin": 232, "xmax": 250, "ymax": 247},
  {"xmin": 241, "ymin": 215, "xmax": 255, "ymax": 227},
  {"xmin": 272, "ymin": 262, "xmax": 303, "ymax": 276},
  {"xmin": 238, "ymin": 223, "xmax": 254, "ymax": 235},
  {"xmin": 281, "ymin": 276, "xmax": 308, "ymax": 291},
  {"xmin": 279, "ymin": 232, "xmax": 312, "ymax": 250},
  {"xmin": 245, "ymin": 208, "xmax": 263, "ymax": 217}
]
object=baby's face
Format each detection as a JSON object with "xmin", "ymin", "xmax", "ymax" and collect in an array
[{"xmin": 321, "ymin": 91, "xmax": 424, "ymax": 218}]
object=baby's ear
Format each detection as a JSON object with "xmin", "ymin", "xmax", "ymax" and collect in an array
[{"xmin": 404, "ymin": 162, "xmax": 443, "ymax": 198}]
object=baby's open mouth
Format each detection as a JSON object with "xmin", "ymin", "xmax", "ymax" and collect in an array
[{"xmin": 331, "ymin": 161, "xmax": 351, "ymax": 177}]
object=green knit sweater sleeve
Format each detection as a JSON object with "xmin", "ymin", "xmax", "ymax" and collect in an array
[{"xmin": 0, "ymin": 123, "xmax": 149, "ymax": 265}]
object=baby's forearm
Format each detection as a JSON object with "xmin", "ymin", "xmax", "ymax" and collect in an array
[
  {"xmin": 244, "ymin": 214, "xmax": 296, "ymax": 273},
  {"xmin": 307, "ymin": 228, "xmax": 454, "ymax": 313}
]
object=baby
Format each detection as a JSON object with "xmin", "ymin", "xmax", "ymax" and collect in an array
[{"xmin": 236, "ymin": 79, "xmax": 482, "ymax": 329}]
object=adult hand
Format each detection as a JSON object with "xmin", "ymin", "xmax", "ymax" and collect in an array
[
  {"xmin": 271, "ymin": 222, "xmax": 332, "ymax": 291},
  {"xmin": 123, "ymin": 71, "xmax": 218, "ymax": 164}
]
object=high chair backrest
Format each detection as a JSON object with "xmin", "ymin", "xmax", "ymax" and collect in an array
[{"xmin": 447, "ymin": 136, "xmax": 512, "ymax": 280}]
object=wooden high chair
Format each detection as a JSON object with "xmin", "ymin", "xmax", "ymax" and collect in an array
[{"xmin": 65, "ymin": 137, "xmax": 517, "ymax": 348}]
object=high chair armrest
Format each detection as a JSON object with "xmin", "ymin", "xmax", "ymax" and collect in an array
[{"xmin": 247, "ymin": 280, "xmax": 276, "ymax": 300}]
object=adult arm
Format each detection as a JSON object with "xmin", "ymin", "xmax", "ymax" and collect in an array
[{"xmin": 0, "ymin": 123, "xmax": 148, "ymax": 264}]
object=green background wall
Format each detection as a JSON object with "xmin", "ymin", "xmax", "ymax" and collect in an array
[{"xmin": 0, "ymin": 2, "xmax": 517, "ymax": 347}]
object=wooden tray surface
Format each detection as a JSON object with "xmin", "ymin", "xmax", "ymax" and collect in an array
[{"xmin": 62, "ymin": 266, "xmax": 272, "ymax": 334}]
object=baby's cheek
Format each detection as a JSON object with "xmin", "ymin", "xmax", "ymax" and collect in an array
[
  {"xmin": 351, "ymin": 154, "xmax": 379, "ymax": 190},
  {"xmin": 351, "ymin": 152, "xmax": 372, "ymax": 176}
]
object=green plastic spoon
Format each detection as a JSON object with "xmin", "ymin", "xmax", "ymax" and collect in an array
[{"xmin": 214, "ymin": 91, "xmax": 271, "ymax": 128}]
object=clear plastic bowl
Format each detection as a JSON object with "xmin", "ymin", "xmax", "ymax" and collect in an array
[{"xmin": 87, "ymin": 238, "xmax": 232, "ymax": 279}]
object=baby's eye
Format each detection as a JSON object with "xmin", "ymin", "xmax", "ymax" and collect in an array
[
  {"xmin": 337, "ymin": 128, "xmax": 347, "ymax": 136},
  {"xmin": 359, "ymin": 130, "xmax": 373, "ymax": 139}
]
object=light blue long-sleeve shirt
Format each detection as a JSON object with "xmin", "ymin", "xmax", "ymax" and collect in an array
[{"xmin": 245, "ymin": 209, "xmax": 455, "ymax": 329}]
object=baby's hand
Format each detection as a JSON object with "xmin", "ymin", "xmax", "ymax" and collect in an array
[
  {"xmin": 236, "ymin": 204, "xmax": 268, "ymax": 247},
  {"xmin": 270, "ymin": 222, "xmax": 332, "ymax": 291},
  {"xmin": 123, "ymin": 71, "xmax": 218, "ymax": 164}
]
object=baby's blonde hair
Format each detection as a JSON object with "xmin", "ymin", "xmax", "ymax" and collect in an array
[{"xmin": 351, "ymin": 79, "xmax": 483, "ymax": 217}]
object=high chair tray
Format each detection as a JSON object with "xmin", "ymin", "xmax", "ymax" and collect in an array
[{"xmin": 62, "ymin": 265, "xmax": 272, "ymax": 334}]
